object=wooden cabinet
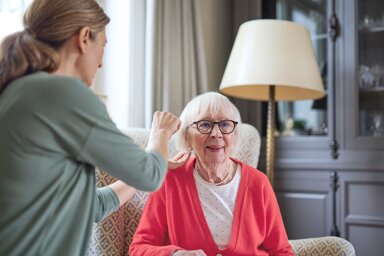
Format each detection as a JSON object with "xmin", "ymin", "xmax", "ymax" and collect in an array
[
  {"xmin": 259, "ymin": 1, "xmax": 384, "ymax": 255},
  {"xmin": 339, "ymin": 171, "xmax": 384, "ymax": 255},
  {"xmin": 275, "ymin": 170, "xmax": 333, "ymax": 239}
]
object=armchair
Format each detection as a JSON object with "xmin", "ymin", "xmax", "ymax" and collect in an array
[{"xmin": 86, "ymin": 123, "xmax": 355, "ymax": 256}]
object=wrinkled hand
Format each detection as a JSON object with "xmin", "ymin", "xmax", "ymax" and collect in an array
[
  {"xmin": 172, "ymin": 249, "xmax": 207, "ymax": 256},
  {"xmin": 168, "ymin": 152, "xmax": 191, "ymax": 169},
  {"xmin": 151, "ymin": 111, "xmax": 181, "ymax": 137}
]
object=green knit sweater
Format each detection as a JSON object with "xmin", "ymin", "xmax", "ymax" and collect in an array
[{"xmin": 0, "ymin": 72, "xmax": 166, "ymax": 255}]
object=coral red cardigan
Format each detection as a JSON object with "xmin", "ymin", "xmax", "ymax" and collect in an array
[{"xmin": 129, "ymin": 157, "xmax": 293, "ymax": 256}]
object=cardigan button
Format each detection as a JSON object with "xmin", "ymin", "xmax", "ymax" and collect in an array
[{"xmin": 216, "ymin": 254, "xmax": 222, "ymax": 256}]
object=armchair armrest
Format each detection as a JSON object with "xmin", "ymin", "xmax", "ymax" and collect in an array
[{"xmin": 289, "ymin": 236, "xmax": 355, "ymax": 256}]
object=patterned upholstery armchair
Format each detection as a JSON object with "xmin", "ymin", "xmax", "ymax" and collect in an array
[
  {"xmin": 289, "ymin": 236, "xmax": 355, "ymax": 256},
  {"xmin": 86, "ymin": 123, "xmax": 355, "ymax": 256}
]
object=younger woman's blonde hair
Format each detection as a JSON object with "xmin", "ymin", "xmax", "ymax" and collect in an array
[{"xmin": 0, "ymin": 0, "xmax": 110, "ymax": 93}]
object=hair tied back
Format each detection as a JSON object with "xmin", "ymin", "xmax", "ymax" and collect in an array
[{"xmin": 23, "ymin": 27, "xmax": 35, "ymax": 37}]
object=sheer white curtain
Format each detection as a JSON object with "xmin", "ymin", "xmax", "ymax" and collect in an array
[
  {"xmin": 104, "ymin": 0, "xmax": 132, "ymax": 128},
  {"xmin": 95, "ymin": 0, "xmax": 208, "ymax": 129},
  {"xmin": 93, "ymin": 0, "xmax": 146, "ymax": 129}
]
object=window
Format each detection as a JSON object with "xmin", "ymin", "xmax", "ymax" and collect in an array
[
  {"xmin": 94, "ymin": 0, "xmax": 146, "ymax": 129},
  {"xmin": 275, "ymin": 0, "xmax": 328, "ymax": 137},
  {"xmin": 1, "ymin": 0, "xmax": 146, "ymax": 130},
  {"xmin": 0, "ymin": 0, "xmax": 32, "ymax": 41}
]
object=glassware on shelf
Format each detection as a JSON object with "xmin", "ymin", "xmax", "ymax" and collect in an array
[
  {"xmin": 359, "ymin": 63, "xmax": 384, "ymax": 90},
  {"xmin": 361, "ymin": 111, "xmax": 384, "ymax": 137},
  {"xmin": 359, "ymin": 14, "xmax": 384, "ymax": 31},
  {"xmin": 372, "ymin": 63, "xmax": 384, "ymax": 88},
  {"xmin": 359, "ymin": 65, "xmax": 376, "ymax": 89},
  {"xmin": 369, "ymin": 112, "xmax": 384, "ymax": 137}
]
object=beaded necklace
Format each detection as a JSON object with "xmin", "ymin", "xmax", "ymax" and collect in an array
[{"xmin": 194, "ymin": 163, "xmax": 232, "ymax": 186}]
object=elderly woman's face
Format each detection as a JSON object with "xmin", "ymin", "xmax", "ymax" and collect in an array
[{"xmin": 186, "ymin": 109, "xmax": 237, "ymax": 166}]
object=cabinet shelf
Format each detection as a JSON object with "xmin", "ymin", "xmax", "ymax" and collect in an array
[
  {"xmin": 359, "ymin": 87, "xmax": 384, "ymax": 93},
  {"xmin": 359, "ymin": 26, "xmax": 384, "ymax": 33}
]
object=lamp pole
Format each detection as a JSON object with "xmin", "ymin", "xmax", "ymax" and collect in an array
[{"xmin": 266, "ymin": 85, "xmax": 276, "ymax": 187}]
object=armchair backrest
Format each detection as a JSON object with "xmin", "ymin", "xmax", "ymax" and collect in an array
[{"xmin": 87, "ymin": 123, "xmax": 261, "ymax": 255}]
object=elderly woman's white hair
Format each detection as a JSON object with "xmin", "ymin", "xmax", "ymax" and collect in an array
[{"xmin": 173, "ymin": 92, "xmax": 242, "ymax": 152}]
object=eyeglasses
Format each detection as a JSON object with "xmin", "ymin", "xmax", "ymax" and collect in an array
[{"xmin": 190, "ymin": 120, "xmax": 238, "ymax": 134}]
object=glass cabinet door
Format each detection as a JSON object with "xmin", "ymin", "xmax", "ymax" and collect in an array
[
  {"xmin": 357, "ymin": 0, "xmax": 384, "ymax": 138},
  {"xmin": 275, "ymin": 0, "xmax": 329, "ymax": 137},
  {"xmin": 344, "ymin": 0, "xmax": 384, "ymax": 150}
]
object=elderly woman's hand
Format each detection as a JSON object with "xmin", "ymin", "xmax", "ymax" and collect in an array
[
  {"xmin": 172, "ymin": 249, "xmax": 207, "ymax": 256},
  {"xmin": 168, "ymin": 152, "xmax": 191, "ymax": 169}
]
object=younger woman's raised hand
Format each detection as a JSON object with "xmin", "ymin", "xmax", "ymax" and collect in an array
[{"xmin": 168, "ymin": 151, "xmax": 191, "ymax": 169}]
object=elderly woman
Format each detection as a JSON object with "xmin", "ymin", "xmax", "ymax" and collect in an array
[{"xmin": 130, "ymin": 92, "xmax": 293, "ymax": 256}]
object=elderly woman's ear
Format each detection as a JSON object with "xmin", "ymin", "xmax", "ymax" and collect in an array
[
  {"xmin": 184, "ymin": 134, "xmax": 192, "ymax": 152},
  {"xmin": 186, "ymin": 142, "xmax": 193, "ymax": 152}
]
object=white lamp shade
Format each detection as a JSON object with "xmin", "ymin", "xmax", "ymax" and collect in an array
[{"xmin": 219, "ymin": 19, "xmax": 325, "ymax": 101}]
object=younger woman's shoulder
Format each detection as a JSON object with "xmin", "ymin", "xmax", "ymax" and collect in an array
[
  {"xmin": 35, "ymin": 72, "xmax": 87, "ymax": 92},
  {"xmin": 31, "ymin": 72, "xmax": 100, "ymax": 104}
]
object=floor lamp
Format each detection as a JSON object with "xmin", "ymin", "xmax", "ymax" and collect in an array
[{"xmin": 219, "ymin": 20, "xmax": 325, "ymax": 187}]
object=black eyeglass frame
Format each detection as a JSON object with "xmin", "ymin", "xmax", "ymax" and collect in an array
[{"xmin": 189, "ymin": 120, "xmax": 238, "ymax": 134}]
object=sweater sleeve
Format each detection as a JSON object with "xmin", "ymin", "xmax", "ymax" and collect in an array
[
  {"xmin": 260, "ymin": 176, "xmax": 294, "ymax": 256},
  {"xmin": 30, "ymin": 76, "xmax": 167, "ymax": 192},
  {"xmin": 94, "ymin": 187, "xmax": 120, "ymax": 222},
  {"xmin": 129, "ymin": 183, "xmax": 184, "ymax": 255},
  {"xmin": 73, "ymin": 88, "xmax": 167, "ymax": 192},
  {"xmin": 79, "ymin": 123, "xmax": 167, "ymax": 192}
]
